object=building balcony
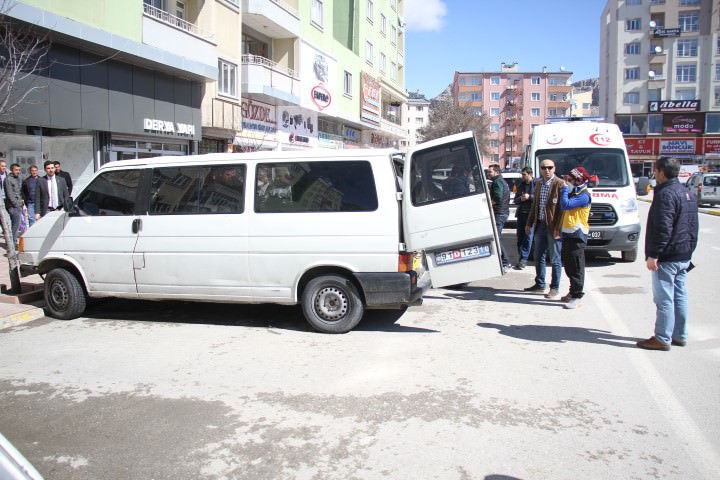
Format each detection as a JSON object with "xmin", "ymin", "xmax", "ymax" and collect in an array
[
  {"xmin": 243, "ymin": 0, "xmax": 300, "ymax": 38},
  {"xmin": 547, "ymin": 85, "xmax": 571, "ymax": 93},
  {"xmin": 142, "ymin": 3, "xmax": 217, "ymax": 72},
  {"xmin": 547, "ymin": 101, "xmax": 570, "ymax": 109},
  {"xmin": 203, "ymin": 97, "xmax": 242, "ymax": 132},
  {"xmin": 648, "ymin": 49, "xmax": 667, "ymax": 62},
  {"xmin": 241, "ymin": 54, "xmax": 301, "ymax": 104}
]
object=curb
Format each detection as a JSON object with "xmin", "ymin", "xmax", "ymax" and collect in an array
[{"xmin": 0, "ymin": 303, "xmax": 45, "ymax": 330}]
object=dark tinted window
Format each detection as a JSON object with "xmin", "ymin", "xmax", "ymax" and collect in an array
[
  {"xmin": 409, "ymin": 138, "xmax": 485, "ymax": 206},
  {"xmin": 255, "ymin": 161, "xmax": 378, "ymax": 213},
  {"xmin": 149, "ymin": 165, "xmax": 245, "ymax": 214},
  {"xmin": 704, "ymin": 175, "xmax": 720, "ymax": 187},
  {"xmin": 76, "ymin": 169, "xmax": 141, "ymax": 216},
  {"xmin": 536, "ymin": 148, "xmax": 630, "ymax": 187}
]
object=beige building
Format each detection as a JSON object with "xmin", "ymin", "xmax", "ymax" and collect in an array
[
  {"xmin": 453, "ymin": 63, "xmax": 572, "ymax": 167},
  {"xmin": 571, "ymin": 89, "xmax": 598, "ymax": 117}
]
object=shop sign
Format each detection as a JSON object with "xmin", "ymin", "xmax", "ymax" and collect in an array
[
  {"xmin": 241, "ymin": 98, "xmax": 277, "ymax": 134},
  {"xmin": 648, "ymin": 100, "xmax": 700, "ymax": 113},
  {"xmin": 361, "ymin": 72, "xmax": 381, "ymax": 127},
  {"xmin": 625, "ymin": 138, "xmax": 657, "ymax": 156},
  {"xmin": 663, "ymin": 113, "xmax": 704, "ymax": 133},
  {"xmin": 344, "ymin": 127, "xmax": 359, "ymax": 141},
  {"xmin": 276, "ymin": 106, "xmax": 318, "ymax": 148},
  {"xmin": 652, "ymin": 27, "xmax": 681, "ymax": 38},
  {"xmin": 659, "ymin": 139, "xmax": 695, "ymax": 155},
  {"xmin": 703, "ymin": 137, "xmax": 720, "ymax": 155},
  {"xmin": 143, "ymin": 118, "xmax": 196, "ymax": 136},
  {"xmin": 311, "ymin": 83, "xmax": 331, "ymax": 111}
]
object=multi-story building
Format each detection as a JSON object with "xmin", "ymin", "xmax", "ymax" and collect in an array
[
  {"xmin": 0, "ymin": 0, "xmax": 216, "ymax": 186},
  {"xmin": 234, "ymin": 0, "xmax": 408, "ymax": 152},
  {"xmin": 401, "ymin": 90, "xmax": 431, "ymax": 150},
  {"xmin": 571, "ymin": 88, "xmax": 599, "ymax": 117},
  {"xmin": 452, "ymin": 63, "xmax": 572, "ymax": 167},
  {"xmin": 600, "ymin": 0, "xmax": 720, "ymax": 177}
]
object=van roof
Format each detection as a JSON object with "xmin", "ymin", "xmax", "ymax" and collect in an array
[{"xmin": 100, "ymin": 148, "xmax": 401, "ymax": 170}]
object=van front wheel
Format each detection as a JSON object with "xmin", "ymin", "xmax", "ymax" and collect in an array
[
  {"xmin": 45, "ymin": 268, "xmax": 86, "ymax": 320},
  {"xmin": 302, "ymin": 275, "xmax": 364, "ymax": 334}
]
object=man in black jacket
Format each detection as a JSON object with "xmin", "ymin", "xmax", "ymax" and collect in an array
[
  {"xmin": 487, "ymin": 164, "xmax": 511, "ymax": 272},
  {"xmin": 637, "ymin": 156, "xmax": 699, "ymax": 351},
  {"xmin": 513, "ymin": 166, "xmax": 534, "ymax": 270}
]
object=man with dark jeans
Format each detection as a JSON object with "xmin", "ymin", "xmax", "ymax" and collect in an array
[
  {"xmin": 487, "ymin": 164, "xmax": 511, "ymax": 272},
  {"xmin": 513, "ymin": 166, "xmax": 534, "ymax": 270}
]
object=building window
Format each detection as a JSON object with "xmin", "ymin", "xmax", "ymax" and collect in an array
[
  {"xmin": 647, "ymin": 88, "xmax": 661, "ymax": 101},
  {"xmin": 531, "ymin": 92, "xmax": 541, "ymax": 101},
  {"xmin": 490, "ymin": 123, "xmax": 500, "ymax": 132},
  {"xmin": 415, "ymin": 117, "xmax": 423, "ymax": 124},
  {"xmin": 626, "ymin": 0, "xmax": 641, "ymax": 5},
  {"xmin": 344, "ymin": 71, "xmax": 352, "ymax": 97},
  {"xmin": 717, "ymin": 37, "xmax": 720, "ymax": 55},
  {"xmin": 531, "ymin": 76, "xmax": 541, "ymax": 85},
  {"xmin": 366, "ymin": 0, "xmax": 373, "ymax": 22},
  {"xmin": 624, "ymin": 67, "xmax": 640, "ymax": 80},
  {"xmin": 380, "ymin": 13, "xmax": 386, "ymax": 35},
  {"xmin": 491, "ymin": 76, "xmax": 500, "ymax": 85},
  {"xmin": 366, "ymin": 41, "xmax": 373, "ymax": 64},
  {"xmin": 548, "ymin": 108, "xmax": 558, "ymax": 117},
  {"xmin": 380, "ymin": 53, "xmax": 386, "ymax": 73},
  {"xmin": 470, "ymin": 93, "xmax": 481, "ymax": 101},
  {"xmin": 675, "ymin": 88, "xmax": 696, "ymax": 100},
  {"xmin": 679, "ymin": 0, "xmax": 700, "ymax": 5},
  {"xmin": 218, "ymin": 59, "xmax": 237, "ymax": 97},
  {"xmin": 715, "ymin": 89, "xmax": 720, "ymax": 107},
  {"xmin": 676, "ymin": 64, "xmax": 697, "ymax": 82},
  {"xmin": 470, "ymin": 77, "xmax": 481, "ymax": 86},
  {"xmin": 677, "ymin": 39, "xmax": 698, "ymax": 57},
  {"xmin": 678, "ymin": 12, "xmax": 699, "ymax": 32},
  {"xmin": 311, "ymin": 0, "xmax": 324, "ymax": 27},
  {"xmin": 623, "ymin": 92, "xmax": 640, "ymax": 104},
  {"xmin": 416, "ymin": 106, "xmax": 424, "ymax": 112},
  {"xmin": 490, "ymin": 108, "xmax": 500, "ymax": 116},
  {"xmin": 625, "ymin": 42, "xmax": 641, "ymax": 55},
  {"xmin": 391, "ymin": 61, "xmax": 397, "ymax": 80},
  {"xmin": 491, "ymin": 92, "xmax": 500, "ymax": 100},
  {"xmin": 531, "ymin": 108, "xmax": 541, "ymax": 117},
  {"xmin": 626, "ymin": 18, "xmax": 641, "ymax": 30},
  {"xmin": 391, "ymin": 25, "xmax": 397, "ymax": 45},
  {"xmin": 716, "ymin": 65, "xmax": 720, "ymax": 81},
  {"xmin": 550, "ymin": 93, "xmax": 558, "ymax": 101}
]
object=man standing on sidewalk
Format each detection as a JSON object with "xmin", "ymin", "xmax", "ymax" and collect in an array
[
  {"xmin": 524, "ymin": 159, "xmax": 565, "ymax": 298},
  {"xmin": 637, "ymin": 157, "xmax": 699, "ymax": 351},
  {"xmin": 22, "ymin": 165, "xmax": 40, "ymax": 227},
  {"xmin": 3, "ymin": 163, "xmax": 24, "ymax": 247},
  {"xmin": 513, "ymin": 166, "xmax": 535, "ymax": 270},
  {"xmin": 487, "ymin": 164, "xmax": 511, "ymax": 272}
]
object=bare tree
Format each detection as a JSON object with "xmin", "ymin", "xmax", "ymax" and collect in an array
[
  {"xmin": 419, "ymin": 98, "xmax": 491, "ymax": 157},
  {"xmin": 0, "ymin": 0, "xmax": 50, "ymax": 118}
]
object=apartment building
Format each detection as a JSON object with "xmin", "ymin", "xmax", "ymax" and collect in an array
[
  {"xmin": 401, "ymin": 90, "xmax": 431, "ymax": 150},
  {"xmin": 453, "ymin": 63, "xmax": 572, "ymax": 167},
  {"xmin": 600, "ymin": 0, "xmax": 720, "ymax": 176}
]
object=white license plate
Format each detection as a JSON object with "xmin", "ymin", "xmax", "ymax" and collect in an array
[
  {"xmin": 435, "ymin": 244, "xmax": 491, "ymax": 265},
  {"xmin": 590, "ymin": 231, "xmax": 602, "ymax": 239}
]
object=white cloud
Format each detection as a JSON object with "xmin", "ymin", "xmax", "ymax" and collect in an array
[{"xmin": 405, "ymin": 0, "xmax": 447, "ymax": 32}]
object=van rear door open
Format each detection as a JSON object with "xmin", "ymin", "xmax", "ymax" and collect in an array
[{"xmin": 402, "ymin": 131, "xmax": 503, "ymax": 287}]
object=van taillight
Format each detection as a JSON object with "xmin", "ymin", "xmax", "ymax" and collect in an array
[
  {"xmin": 17, "ymin": 238, "xmax": 23, "ymax": 253},
  {"xmin": 398, "ymin": 253, "xmax": 413, "ymax": 272}
]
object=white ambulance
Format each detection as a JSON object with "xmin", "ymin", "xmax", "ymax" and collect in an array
[{"xmin": 528, "ymin": 120, "xmax": 641, "ymax": 262}]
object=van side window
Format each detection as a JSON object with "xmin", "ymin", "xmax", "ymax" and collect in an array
[
  {"xmin": 409, "ymin": 138, "xmax": 485, "ymax": 206},
  {"xmin": 76, "ymin": 169, "xmax": 141, "ymax": 216},
  {"xmin": 704, "ymin": 175, "xmax": 719, "ymax": 187},
  {"xmin": 149, "ymin": 165, "xmax": 245, "ymax": 214},
  {"xmin": 255, "ymin": 161, "xmax": 378, "ymax": 213}
]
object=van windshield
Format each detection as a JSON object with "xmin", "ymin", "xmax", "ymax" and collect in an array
[{"xmin": 536, "ymin": 148, "xmax": 629, "ymax": 187}]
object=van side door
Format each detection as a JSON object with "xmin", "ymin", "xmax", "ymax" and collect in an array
[
  {"xmin": 65, "ymin": 168, "xmax": 143, "ymax": 295},
  {"xmin": 402, "ymin": 131, "xmax": 503, "ymax": 287}
]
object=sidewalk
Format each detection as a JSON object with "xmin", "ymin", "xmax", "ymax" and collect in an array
[{"xmin": 0, "ymin": 241, "xmax": 45, "ymax": 330}]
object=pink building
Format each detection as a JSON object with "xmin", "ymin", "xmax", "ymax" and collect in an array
[{"xmin": 452, "ymin": 63, "xmax": 572, "ymax": 167}]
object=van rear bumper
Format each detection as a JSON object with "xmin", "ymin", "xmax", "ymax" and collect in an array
[{"xmin": 355, "ymin": 271, "xmax": 430, "ymax": 308}]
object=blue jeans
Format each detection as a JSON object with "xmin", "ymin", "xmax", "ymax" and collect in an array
[
  {"xmin": 651, "ymin": 260, "xmax": 690, "ymax": 345},
  {"xmin": 27, "ymin": 203, "xmax": 36, "ymax": 227},
  {"xmin": 494, "ymin": 212, "xmax": 510, "ymax": 267},
  {"xmin": 516, "ymin": 211, "xmax": 534, "ymax": 263},
  {"xmin": 533, "ymin": 223, "xmax": 562, "ymax": 290}
]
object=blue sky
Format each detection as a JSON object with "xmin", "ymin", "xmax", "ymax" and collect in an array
[{"xmin": 404, "ymin": 0, "xmax": 606, "ymax": 98}]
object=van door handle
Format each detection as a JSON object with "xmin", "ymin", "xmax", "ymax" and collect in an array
[{"xmin": 132, "ymin": 218, "xmax": 142, "ymax": 234}]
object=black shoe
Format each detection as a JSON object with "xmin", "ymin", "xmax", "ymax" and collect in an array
[
  {"xmin": 523, "ymin": 284, "xmax": 546, "ymax": 293},
  {"xmin": 513, "ymin": 262, "xmax": 526, "ymax": 270}
]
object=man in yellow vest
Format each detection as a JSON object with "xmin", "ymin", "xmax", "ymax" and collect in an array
[{"xmin": 559, "ymin": 166, "xmax": 592, "ymax": 309}]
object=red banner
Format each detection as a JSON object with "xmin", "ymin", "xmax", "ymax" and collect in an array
[
  {"xmin": 625, "ymin": 137, "xmax": 657, "ymax": 156},
  {"xmin": 703, "ymin": 137, "xmax": 720, "ymax": 154}
]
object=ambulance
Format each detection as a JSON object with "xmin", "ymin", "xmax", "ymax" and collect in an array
[{"xmin": 527, "ymin": 120, "xmax": 641, "ymax": 262}]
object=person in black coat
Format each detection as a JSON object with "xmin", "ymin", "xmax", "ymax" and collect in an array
[
  {"xmin": 35, "ymin": 160, "xmax": 71, "ymax": 221},
  {"xmin": 53, "ymin": 160, "xmax": 73, "ymax": 194}
]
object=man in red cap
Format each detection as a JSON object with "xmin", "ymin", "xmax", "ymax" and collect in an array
[{"xmin": 558, "ymin": 166, "xmax": 592, "ymax": 309}]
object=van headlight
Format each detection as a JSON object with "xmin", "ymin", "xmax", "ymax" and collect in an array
[{"xmin": 620, "ymin": 197, "xmax": 638, "ymax": 213}]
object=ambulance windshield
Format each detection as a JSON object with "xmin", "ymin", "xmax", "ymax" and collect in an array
[{"xmin": 535, "ymin": 148, "xmax": 629, "ymax": 187}]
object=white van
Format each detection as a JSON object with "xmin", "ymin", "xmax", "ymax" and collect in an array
[
  {"xmin": 528, "ymin": 121, "xmax": 641, "ymax": 262},
  {"xmin": 19, "ymin": 132, "xmax": 503, "ymax": 333}
]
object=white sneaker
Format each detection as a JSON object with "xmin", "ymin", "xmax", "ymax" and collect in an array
[{"xmin": 564, "ymin": 298, "xmax": 583, "ymax": 309}]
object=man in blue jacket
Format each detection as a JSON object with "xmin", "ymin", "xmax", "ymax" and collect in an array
[{"xmin": 638, "ymin": 157, "xmax": 699, "ymax": 351}]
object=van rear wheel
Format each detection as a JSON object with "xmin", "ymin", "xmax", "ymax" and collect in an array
[
  {"xmin": 44, "ymin": 268, "xmax": 86, "ymax": 320},
  {"xmin": 301, "ymin": 275, "xmax": 364, "ymax": 334}
]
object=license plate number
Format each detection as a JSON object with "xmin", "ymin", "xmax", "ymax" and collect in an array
[
  {"xmin": 435, "ymin": 244, "xmax": 490, "ymax": 265},
  {"xmin": 590, "ymin": 231, "xmax": 602, "ymax": 239}
]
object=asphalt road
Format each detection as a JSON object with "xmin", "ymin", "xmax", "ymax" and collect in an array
[{"xmin": 1, "ymin": 202, "xmax": 719, "ymax": 480}]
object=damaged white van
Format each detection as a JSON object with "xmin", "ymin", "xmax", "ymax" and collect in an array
[{"xmin": 19, "ymin": 132, "xmax": 503, "ymax": 333}]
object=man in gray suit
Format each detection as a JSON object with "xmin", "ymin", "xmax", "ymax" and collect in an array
[{"xmin": 35, "ymin": 160, "xmax": 71, "ymax": 221}]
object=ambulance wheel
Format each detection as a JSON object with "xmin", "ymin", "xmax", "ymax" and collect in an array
[
  {"xmin": 302, "ymin": 275, "xmax": 364, "ymax": 334},
  {"xmin": 44, "ymin": 268, "xmax": 86, "ymax": 320},
  {"xmin": 621, "ymin": 248, "xmax": 638, "ymax": 263}
]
